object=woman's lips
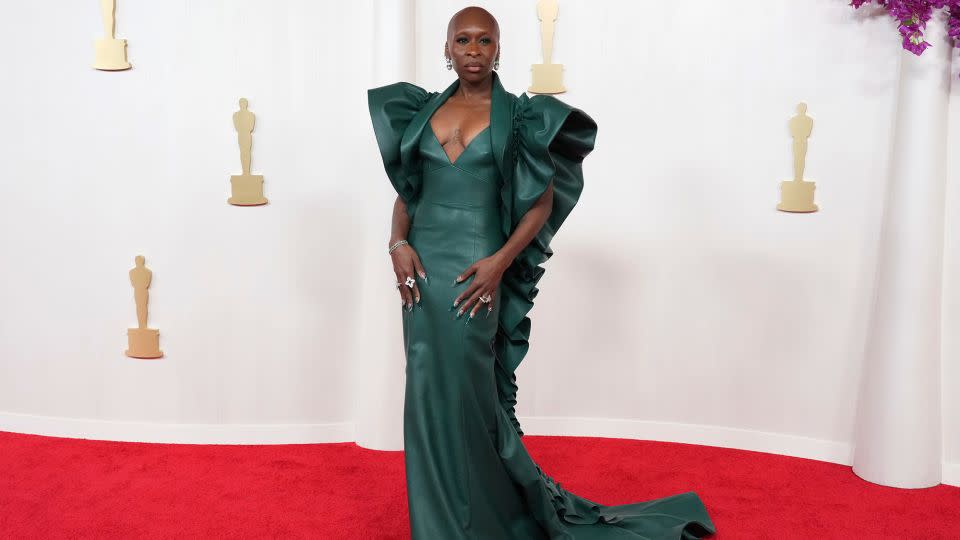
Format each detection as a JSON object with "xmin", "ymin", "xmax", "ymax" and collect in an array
[{"xmin": 465, "ymin": 64, "xmax": 482, "ymax": 73}]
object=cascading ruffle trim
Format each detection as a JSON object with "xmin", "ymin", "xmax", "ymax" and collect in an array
[{"xmin": 493, "ymin": 92, "xmax": 598, "ymax": 439}]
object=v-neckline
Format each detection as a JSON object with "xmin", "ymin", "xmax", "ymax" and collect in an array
[
  {"xmin": 429, "ymin": 123, "xmax": 490, "ymax": 166},
  {"xmin": 426, "ymin": 78, "xmax": 493, "ymax": 166}
]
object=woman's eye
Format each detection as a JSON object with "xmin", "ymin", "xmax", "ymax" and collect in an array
[
  {"xmin": 457, "ymin": 37, "xmax": 468, "ymax": 44},
  {"xmin": 480, "ymin": 38, "xmax": 491, "ymax": 44}
]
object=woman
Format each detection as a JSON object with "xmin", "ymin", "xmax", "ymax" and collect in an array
[{"xmin": 368, "ymin": 6, "xmax": 717, "ymax": 539}]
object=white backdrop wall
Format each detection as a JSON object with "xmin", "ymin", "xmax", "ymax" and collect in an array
[
  {"xmin": 0, "ymin": 1, "xmax": 957, "ymax": 485},
  {"xmin": 0, "ymin": 0, "xmax": 378, "ymax": 440}
]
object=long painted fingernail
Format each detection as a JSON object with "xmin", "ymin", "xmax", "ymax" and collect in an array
[
  {"xmin": 465, "ymin": 315, "xmax": 472, "ymax": 325},
  {"xmin": 453, "ymin": 299, "xmax": 460, "ymax": 307},
  {"xmin": 457, "ymin": 308, "xmax": 464, "ymax": 318},
  {"xmin": 485, "ymin": 308, "xmax": 492, "ymax": 319},
  {"xmin": 406, "ymin": 303, "xmax": 412, "ymax": 311},
  {"xmin": 422, "ymin": 274, "xmax": 429, "ymax": 285},
  {"xmin": 451, "ymin": 279, "xmax": 458, "ymax": 287},
  {"xmin": 448, "ymin": 304, "xmax": 456, "ymax": 312},
  {"xmin": 415, "ymin": 295, "xmax": 420, "ymax": 303},
  {"xmin": 419, "ymin": 271, "xmax": 427, "ymax": 279}
]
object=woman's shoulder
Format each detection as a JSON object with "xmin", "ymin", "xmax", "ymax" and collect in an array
[{"xmin": 368, "ymin": 81, "xmax": 438, "ymax": 110}]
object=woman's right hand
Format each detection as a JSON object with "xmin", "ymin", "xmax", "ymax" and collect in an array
[{"xmin": 392, "ymin": 243, "xmax": 426, "ymax": 309}]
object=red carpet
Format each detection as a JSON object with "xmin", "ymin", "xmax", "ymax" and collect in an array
[{"xmin": 1, "ymin": 430, "xmax": 958, "ymax": 539}]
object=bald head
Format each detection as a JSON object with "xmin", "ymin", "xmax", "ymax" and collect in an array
[{"xmin": 447, "ymin": 6, "xmax": 500, "ymax": 40}]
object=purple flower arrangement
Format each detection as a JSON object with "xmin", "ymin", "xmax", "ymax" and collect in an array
[{"xmin": 851, "ymin": 1, "xmax": 960, "ymax": 55}]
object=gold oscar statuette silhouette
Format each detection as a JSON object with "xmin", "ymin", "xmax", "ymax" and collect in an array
[
  {"xmin": 93, "ymin": 0, "xmax": 131, "ymax": 71},
  {"xmin": 125, "ymin": 255, "xmax": 163, "ymax": 359},
  {"xmin": 777, "ymin": 102, "xmax": 819, "ymax": 213},
  {"xmin": 229, "ymin": 98, "xmax": 268, "ymax": 206},
  {"xmin": 529, "ymin": 0, "xmax": 566, "ymax": 94}
]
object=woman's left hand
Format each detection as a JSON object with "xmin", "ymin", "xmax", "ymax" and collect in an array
[{"xmin": 453, "ymin": 254, "xmax": 509, "ymax": 318}]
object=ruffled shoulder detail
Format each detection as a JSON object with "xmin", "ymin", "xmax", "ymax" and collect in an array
[
  {"xmin": 493, "ymin": 92, "xmax": 598, "ymax": 436},
  {"xmin": 500, "ymin": 93, "xmax": 598, "ymax": 248},
  {"xmin": 367, "ymin": 82, "xmax": 437, "ymax": 220}
]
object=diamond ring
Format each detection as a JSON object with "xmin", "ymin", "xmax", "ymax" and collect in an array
[
  {"xmin": 479, "ymin": 293, "xmax": 492, "ymax": 303},
  {"xmin": 404, "ymin": 276, "xmax": 416, "ymax": 288}
]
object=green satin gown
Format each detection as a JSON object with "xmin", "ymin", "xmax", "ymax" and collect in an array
[{"xmin": 368, "ymin": 72, "xmax": 717, "ymax": 540}]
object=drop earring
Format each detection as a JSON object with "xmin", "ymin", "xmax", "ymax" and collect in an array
[
  {"xmin": 494, "ymin": 56, "xmax": 500, "ymax": 70},
  {"xmin": 445, "ymin": 56, "xmax": 452, "ymax": 70}
]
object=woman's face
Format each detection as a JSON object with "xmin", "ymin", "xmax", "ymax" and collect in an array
[{"xmin": 446, "ymin": 11, "xmax": 499, "ymax": 83}]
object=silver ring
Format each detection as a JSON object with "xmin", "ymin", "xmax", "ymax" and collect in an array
[
  {"xmin": 404, "ymin": 276, "xmax": 416, "ymax": 288},
  {"xmin": 479, "ymin": 293, "xmax": 492, "ymax": 303}
]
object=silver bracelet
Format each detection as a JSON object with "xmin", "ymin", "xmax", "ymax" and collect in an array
[{"xmin": 388, "ymin": 239, "xmax": 409, "ymax": 254}]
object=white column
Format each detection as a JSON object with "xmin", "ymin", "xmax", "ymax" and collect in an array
[
  {"xmin": 852, "ymin": 16, "xmax": 951, "ymax": 488},
  {"xmin": 352, "ymin": 0, "xmax": 417, "ymax": 451}
]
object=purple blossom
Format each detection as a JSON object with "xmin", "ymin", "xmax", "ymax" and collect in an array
[{"xmin": 851, "ymin": 0, "xmax": 960, "ymax": 62}]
